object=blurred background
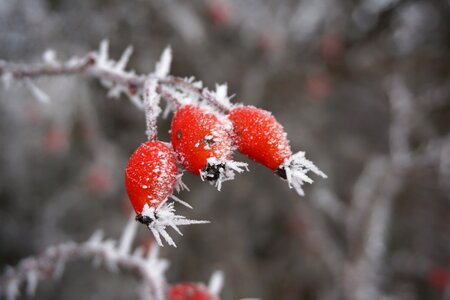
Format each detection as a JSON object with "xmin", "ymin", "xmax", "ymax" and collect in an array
[{"xmin": 1, "ymin": 0, "xmax": 450, "ymax": 299}]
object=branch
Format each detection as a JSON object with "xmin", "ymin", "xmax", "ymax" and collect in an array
[
  {"xmin": 0, "ymin": 41, "xmax": 231, "ymax": 114},
  {"xmin": 0, "ymin": 217, "xmax": 168, "ymax": 300}
]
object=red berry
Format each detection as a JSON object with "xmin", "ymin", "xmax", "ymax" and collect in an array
[
  {"xmin": 44, "ymin": 125, "xmax": 68, "ymax": 154},
  {"xmin": 229, "ymin": 105, "xmax": 292, "ymax": 171},
  {"xmin": 171, "ymin": 105, "xmax": 233, "ymax": 176},
  {"xmin": 125, "ymin": 140, "xmax": 178, "ymax": 214},
  {"xmin": 168, "ymin": 283, "xmax": 216, "ymax": 300},
  {"xmin": 206, "ymin": 1, "xmax": 231, "ymax": 26},
  {"xmin": 86, "ymin": 167, "xmax": 110, "ymax": 195},
  {"xmin": 229, "ymin": 105, "xmax": 326, "ymax": 195},
  {"xmin": 306, "ymin": 73, "xmax": 331, "ymax": 101},
  {"xmin": 428, "ymin": 266, "xmax": 450, "ymax": 292}
]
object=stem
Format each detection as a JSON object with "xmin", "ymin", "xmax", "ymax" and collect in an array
[
  {"xmin": 0, "ymin": 241, "xmax": 165, "ymax": 300},
  {"xmin": 0, "ymin": 56, "xmax": 230, "ymax": 114},
  {"xmin": 162, "ymin": 76, "xmax": 231, "ymax": 113},
  {"xmin": 143, "ymin": 78, "xmax": 161, "ymax": 140}
]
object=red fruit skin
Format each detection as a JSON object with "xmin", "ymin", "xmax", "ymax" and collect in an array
[
  {"xmin": 87, "ymin": 168, "xmax": 110, "ymax": 195},
  {"xmin": 428, "ymin": 266, "xmax": 450, "ymax": 292},
  {"xmin": 171, "ymin": 105, "xmax": 233, "ymax": 175},
  {"xmin": 168, "ymin": 283, "xmax": 216, "ymax": 300},
  {"xmin": 206, "ymin": 1, "xmax": 231, "ymax": 26},
  {"xmin": 125, "ymin": 141, "xmax": 178, "ymax": 214},
  {"xmin": 229, "ymin": 106, "xmax": 292, "ymax": 170}
]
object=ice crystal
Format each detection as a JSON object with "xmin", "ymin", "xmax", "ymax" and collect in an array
[
  {"xmin": 280, "ymin": 151, "xmax": 327, "ymax": 196},
  {"xmin": 141, "ymin": 202, "xmax": 209, "ymax": 247},
  {"xmin": 200, "ymin": 157, "xmax": 249, "ymax": 191},
  {"xmin": 154, "ymin": 47, "xmax": 172, "ymax": 79}
]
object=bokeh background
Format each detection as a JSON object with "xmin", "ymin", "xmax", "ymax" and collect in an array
[{"xmin": 1, "ymin": 0, "xmax": 450, "ymax": 299}]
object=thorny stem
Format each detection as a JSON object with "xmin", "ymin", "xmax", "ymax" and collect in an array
[
  {"xmin": 143, "ymin": 78, "xmax": 161, "ymax": 141},
  {"xmin": 0, "ymin": 55, "xmax": 230, "ymax": 114},
  {"xmin": 162, "ymin": 76, "xmax": 231, "ymax": 113},
  {"xmin": 0, "ymin": 56, "xmax": 95, "ymax": 79},
  {"xmin": 0, "ymin": 241, "xmax": 164, "ymax": 300}
]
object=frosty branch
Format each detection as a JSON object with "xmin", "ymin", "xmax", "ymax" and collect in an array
[
  {"xmin": 0, "ymin": 41, "xmax": 230, "ymax": 113},
  {"xmin": 0, "ymin": 217, "xmax": 168, "ymax": 300},
  {"xmin": 0, "ymin": 216, "xmax": 224, "ymax": 300},
  {"xmin": 0, "ymin": 40, "xmax": 326, "ymax": 247}
]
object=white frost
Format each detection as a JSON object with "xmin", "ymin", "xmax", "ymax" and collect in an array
[
  {"xmin": 280, "ymin": 151, "xmax": 327, "ymax": 196},
  {"xmin": 154, "ymin": 47, "xmax": 172, "ymax": 79},
  {"xmin": 118, "ymin": 214, "xmax": 138, "ymax": 256},
  {"xmin": 174, "ymin": 172, "xmax": 190, "ymax": 193},
  {"xmin": 25, "ymin": 79, "xmax": 50, "ymax": 103},
  {"xmin": 199, "ymin": 157, "xmax": 249, "ymax": 191},
  {"xmin": 208, "ymin": 270, "xmax": 224, "ymax": 296},
  {"xmin": 143, "ymin": 78, "xmax": 161, "ymax": 140},
  {"xmin": 141, "ymin": 202, "xmax": 209, "ymax": 247}
]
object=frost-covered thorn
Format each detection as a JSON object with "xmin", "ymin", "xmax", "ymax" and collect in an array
[
  {"xmin": 141, "ymin": 202, "xmax": 209, "ymax": 247},
  {"xmin": 97, "ymin": 39, "xmax": 110, "ymax": 66},
  {"xmin": 210, "ymin": 83, "xmax": 233, "ymax": 110},
  {"xmin": 154, "ymin": 46, "xmax": 172, "ymax": 79},
  {"xmin": 169, "ymin": 194, "xmax": 193, "ymax": 209},
  {"xmin": 143, "ymin": 78, "xmax": 161, "ymax": 140},
  {"xmin": 208, "ymin": 270, "xmax": 224, "ymax": 296},
  {"xmin": 278, "ymin": 151, "xmax": 327, "ymax": 196},
  {"xmin": 1, "ymin": 72, "xmax": 13, "ymax": 90},
  {"xmin": 42, "ymin": 49, "xmax": 57, "ymax": 65},
  {"xmin": 200, "ymin": 157, "xmax": 248, "ymax": 191},
  {"xmin": 6, "ymin": 278, "xmax": 19, "ymax": 300},
  {"xmin": 86, "ymin": 230, "xmax": 104, "ymax": 247},
  {"xmin": 118, "ymin": 214, "xmax": 139, "ymax": 256},
  {"xmin": 174, "ymin": 172, "xmax": 190, "ymax": 193},
  {"xmin": 25, "ymin": 78, "xmax": 50, "ymax": 103},
  {"xmin": 25, "ymin": 270, "xmax": 38, "ymax": 297},
  {"xmin": 115, "ymin": 45, "xmax": 133, "ymax": 72},
  {"xmin": 202, "ymin": 88, "xmax": 231, "ymax": 114}
]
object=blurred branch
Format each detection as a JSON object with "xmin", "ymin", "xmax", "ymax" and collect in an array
[
  {"xmin": 0, "ymin": 41, "xmax": 230, "ymax": 114},
  {"xmin": 0, "ymin": 217, "xmax": 168, "ymax": 300}
]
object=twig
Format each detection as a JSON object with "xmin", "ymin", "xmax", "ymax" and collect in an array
[
  {"xmin": 0, "ymin": 46, "xmax": 230, "ymax": 114},
  {"xmin": 0, "ymin": 218, "xmax": 168, "ymax": 300}
]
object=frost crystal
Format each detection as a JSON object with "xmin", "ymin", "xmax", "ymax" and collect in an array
[
  {"xmin": 200, "ymin": 157, "xmax": 249, "ymax": 191},
  {"xmin": 143, "ymin": 78, "xmax": 161, "ymax": 140},
  {"xmin": 42, "ymin": 49, "xmax": 57, "ymax": 65},
  {"xmin": 280, "ymin": 151, "xmax": 327, "ymax": 196},
  {"xmin": 1, "ymin": 72, "xmax": 13, "ymax": 89},
  {"xmin": 154, "ymin": 47, "xmax": 172, "ymax": 79},
  {"xmin": 174, "ymin": 172, "xmax": 190, "ymax": 193},
  {"xmin": 141, "ymin": 202, "xmax": 209, "ymax": 247},
  {"xmin": 208, "ymin": 271, "xmax": 224, "ymax": 296},
  {"xmin": 209, "ymin": 83, "xmax": 233, "ymax": 110},
  {"xmin": 25, "ymin": 79, "xmax": 50, "ymax": 103}
]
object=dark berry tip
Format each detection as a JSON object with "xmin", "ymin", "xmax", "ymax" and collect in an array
[
  {"xmin": 135, "ymin": 214, "xmax": 153, "ymax": 225},
  {"xmin": 275, "ymin": 166, "xmax": 287, "ymax": 180},
  {"xmin": 203, "ymin": 162, "xmax": 226, "ymax": 182}
]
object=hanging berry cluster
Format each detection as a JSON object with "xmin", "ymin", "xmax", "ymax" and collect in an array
[{"xmin": 125, "ymin": 49, "xmax": 326, "ymax": 247}]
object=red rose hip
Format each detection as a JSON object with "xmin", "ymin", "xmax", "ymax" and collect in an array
[
  {"xmin": 125, "ymin": 140, "xmax": 178, "ymax": 215},
  {"xmin": 171, "ymin": 105, "xmax": 246, "ymax": 190},
  {"xmin": 229, "ymin": 105, "xmax": 326, "ymax": 196},
  {"xmin": 168, "ymin": 283, "xmax": 216, "ymax": 300}
]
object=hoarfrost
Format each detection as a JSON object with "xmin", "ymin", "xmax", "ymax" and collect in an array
[
  {"xmin": 154, "ymin": 47, "xmax": 172, "ymax": 79},
  {"xmin": 200, "ymin": 157, "xmax": 249, "ymax": 191},
  {"xmin": 280, "ymin": 151, "xmax": 327, "ymax": 196},
  {"xmin": 141, "ymin": 202, "xmax": 209, "ymax": 247}
]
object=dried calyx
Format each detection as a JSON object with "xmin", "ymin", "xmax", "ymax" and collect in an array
[{"xmin": 200, "ymin": 157, "xmax": 248, "ymax": 191}]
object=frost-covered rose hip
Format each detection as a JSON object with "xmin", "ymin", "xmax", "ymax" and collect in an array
[
  {"xmin": 229, "ymin": 105, "xmax": 326, "ymax": 196},
  {"xmin": 168, "ymin": 283, "xmax": 217, "ymax": 300},
  {"xmin": 125, "ymin": 140, "xmax": 207, "ymax": 247},
  {"xmin": 229, "ymin": 105, "xmax": 291, "ymax": 170},
  {"xmin": 125, "ymin": 140, "xmax": 177, "ymax": 219},
  {"xmin": 171, "ymin": 105, "xmax": 247, "ymax": 190}
]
